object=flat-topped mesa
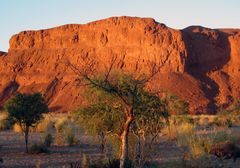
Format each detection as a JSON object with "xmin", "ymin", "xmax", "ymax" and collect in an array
[
  {"xmin": 10, "ymin": 17, "xmax": 167, "ymax": 50},
  {"xmin": 1, "ymin": 16, "xmax": 240, "ymax": 114},
  {"xmin": 9, "ymin": 16, "xmax": 187, "ymax": 73}
]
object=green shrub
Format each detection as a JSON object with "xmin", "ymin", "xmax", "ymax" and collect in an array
[{"xmin": 29, "ymin": 143, "xmax": 49, "ymax": 154}]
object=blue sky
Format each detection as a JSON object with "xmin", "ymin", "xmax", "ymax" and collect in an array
[{"xmin": 1, "ymin": 0, "xmax": 240, "ymax": 51}]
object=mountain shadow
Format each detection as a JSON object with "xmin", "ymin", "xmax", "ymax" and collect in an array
[{"xmin": 181, "ymin": 26, "xmax": 231, "ymax": 114}]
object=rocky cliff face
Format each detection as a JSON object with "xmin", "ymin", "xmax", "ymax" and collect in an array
[{"xmin": 0, "ymin": 16, "xmax": 239, "ymax": 114}]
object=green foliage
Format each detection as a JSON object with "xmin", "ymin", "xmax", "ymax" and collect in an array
[
  {"xmin": 76, "ymin": 73, "xmax": 170, "ymax": 138},
  {"xmin": 75, "ymin": 93, "xmax": 124, "ymax": 154},
  {"xmin": 4, "ymin": 92, "xmax": 49, "ymax": 128},
  {"xmin": 75, "ymin": 98, "xmax": 124, "ymax": 136},
  {"xmin": 76, "ymin": 73, "xmax": 170, "ymax": 167},
  {"xmin": 132, "ymin": 90, "xmax": 170, "ymax": 133},
  {"xmin": 4, "ymin": 92, "xmax": 49, "ymax": 152}
]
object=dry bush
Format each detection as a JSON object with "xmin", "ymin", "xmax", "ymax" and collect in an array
[
  {"xmin": 176, "ymin": 125, "xmax": 239, "ymax": 167},
  {"xmin": 162, "ymin": 123, "xmax": 178, "ymax": 140},
  {"xmin": 54, "ymin": 127, "xmax": 78, "ymax": 146},
  {"xmin": 0, "ymin": 112, "xmax": 12, "ymax": 130},
  {"xmin": 177, "ymin": 128, "xmax": 219, "ymax": 168},
  {"xmin": 213, "ymin": 116, "xmax": 232, "ymax": 127},
  {"xmin": 54, "ymin": 117, "xmax": 69, "ymax": 132},
  {"xmin": 189, "ymin": 115, "xmax": 216, "ymax": 128},
  {"xmin": 35, "ymin": 117, "xmax": 55, "ymax": 133},
  {"xmin": 198, "ymin": 116, "xmax": 210, "ymax": 127},
  {"xmin": 163, "ymin": 117, "xmax": 194, "ymax": 141},
  {"xmin": 54, "ymin": 118, "xmax": 79, "ymax": 146}
]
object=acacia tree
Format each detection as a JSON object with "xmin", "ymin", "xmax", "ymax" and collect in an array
[
  {"xmin": 75, "ymin": 90, "xmax": 124, "ymax": 153},
  {"xmin": 131, "ymin": 92, "xmax": 169, "ymax": 166},
  {"xmin": 4, "ymin": 92, "xmax": 49, "ymax": 153},
  {"xmin": 67, "ymin": 56, "xmax": 168, "ymax": 168}
]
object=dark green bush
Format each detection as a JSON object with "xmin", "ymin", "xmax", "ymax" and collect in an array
[
  {"xmin": 43, "ymin": 133, "xmax": 53, "ymax": 147},
  {"xmin": 29, "ymin": 143, "xmax": 49, "ymax": 154}
]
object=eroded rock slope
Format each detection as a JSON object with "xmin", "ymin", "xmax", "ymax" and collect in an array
[{"xmin": 0, "ymin": 16, "xmax": 239, "ymax": 114}]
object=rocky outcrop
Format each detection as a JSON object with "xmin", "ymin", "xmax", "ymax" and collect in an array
[{"xmin": 0, "ymin": 16, "xmax": 239, "ymax": 114}]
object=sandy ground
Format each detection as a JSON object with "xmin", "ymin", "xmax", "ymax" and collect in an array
[
  {"xmin": 0, "ymin": 131, "xmax": 104, "ymax": 168},
  {"xmin": 0, "ymin": 130, "xmax": 183, "ymax": 168},
  {"xmin": 0, "ymin": 131, "xmax": 179, "ymax": 168},
  {"xmin": 1, "ymin": 129, "xmax": 240, "ymax": 168}
]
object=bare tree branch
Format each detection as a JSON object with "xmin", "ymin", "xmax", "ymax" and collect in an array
[{"xmin": 104, "ymin": 55, "xmax": 118, "ymax": 82}]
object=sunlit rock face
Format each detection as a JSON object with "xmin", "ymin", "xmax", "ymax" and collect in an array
[{"xmin": 0, "ymin": 16, "xmax": 239, "ymax": 114}]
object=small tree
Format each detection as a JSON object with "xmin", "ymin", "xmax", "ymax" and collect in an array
[
  {"xmin": 4, "ymin": 92, "xmax": 49, "ymax": 153},
  {"xmin": 67, "ymin": 55, "xmax": 166, "ymax": 168},
  {"xmin": 131, "ymin": 91, "xmax": 169, "ymax": 166},
  {"xmin": 74, "ymin": 73, "xmax": 169, "ymax": 167}
]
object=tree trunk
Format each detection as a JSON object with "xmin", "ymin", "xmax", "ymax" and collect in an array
[
  {"xmin": 24, "ymin": 126, "xmax": 29, "ymax": 153},
  {"xmin": 99, "ymin": 132, "xmax": 106, "ymax": 153},
  {"xmin": 135, "ymin": 134, "xmax": 142, "ymax": 167},
  {"xmin": 120, "ymin": 115, "xmax": 134, "ymax": 168}
]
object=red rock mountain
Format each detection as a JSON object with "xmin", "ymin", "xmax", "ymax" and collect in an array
[{"xmin": 0, "ymin": 16, "xmax": 240, "ymax": 114}]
